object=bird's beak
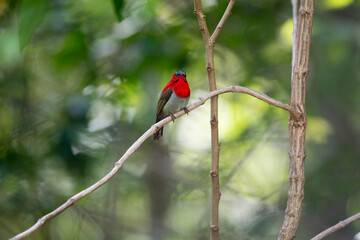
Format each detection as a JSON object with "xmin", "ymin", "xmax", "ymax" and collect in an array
[{"xmin": 174, "ymin": 76, "xmax": 181, "ymax": 83}]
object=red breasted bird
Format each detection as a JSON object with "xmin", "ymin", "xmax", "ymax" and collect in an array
[{"xmin": 154, "ymin": 70, "xmax": 190, "ymax": 142}]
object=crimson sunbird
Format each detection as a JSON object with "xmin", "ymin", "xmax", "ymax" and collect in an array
[{"xmin": 153, "ymin": 70, "xmax": 190, "ymax": 142}]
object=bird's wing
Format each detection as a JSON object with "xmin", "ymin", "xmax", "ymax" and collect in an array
[{"xmin": 156, "ymin": 88, "xmax": 173, "ymax": 121}]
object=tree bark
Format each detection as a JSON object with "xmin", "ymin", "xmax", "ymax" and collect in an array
[
  {"xmin": 278, "ymin": 0, "xmax": 314, "ymax": 239},
  {"xmin": 194, "ymin": 1, "xmax": 235, "ymax": 239}
]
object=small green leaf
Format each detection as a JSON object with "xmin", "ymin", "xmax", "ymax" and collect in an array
[
  {"xmin": 54, "ymin": 31, "xmax": 88, "ymax": 70},
  {"xmin": 18, "ymin": 0, "xmax": 48, "ymax": 50},
  {"xmin": 112, "ymin": 0, "xmax": 124, "ymax": 22}
]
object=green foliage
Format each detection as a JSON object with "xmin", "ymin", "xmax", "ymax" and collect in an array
[
  {"xmin": 54, "ymin": 31, "xmax": 88, "ymax": 70},
  {"xmin": 18, "ymin": 0, "xmax": 49, "ymax": 50},
  {"xmin": 112, "ymin": 0, "xmax": 124, "ymax": 22}
]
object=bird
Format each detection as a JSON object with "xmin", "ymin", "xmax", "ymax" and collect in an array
[{"xmin": 153, "ymin": 70, "xmax": 190, "ymax": 142}]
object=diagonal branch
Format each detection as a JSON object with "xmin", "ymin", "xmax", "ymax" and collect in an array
[
  {"xmin": 311, "ymin": 212, "xmax": 360, "ymax": 240},
  {"xmin": 11, "ymin": 85, "xmax": 296, "ymax": 240},
  {"xmin": 210, "ymin": 0, "xmax": 236, "ymax": 44}
]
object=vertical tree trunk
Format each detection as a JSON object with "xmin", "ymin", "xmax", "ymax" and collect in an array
[
  {"xmin": 206, "ymin": 45, "xmax": 221, "ymax": 240},
  {"xmin": 278, "ymin": 0, "xmax": 314, "ymax": 239},
  {"xmin": 193, "ymin": 1, "xmax": 222, "ymax": 239}
]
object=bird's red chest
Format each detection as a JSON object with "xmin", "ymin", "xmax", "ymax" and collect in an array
[
  {"xmin": 173, "ymin": 83, "xmax": 190, "ymax": 98},
  {"xmin": 161, "ymin": 74, "xmax": 190, "ymax": 98}
]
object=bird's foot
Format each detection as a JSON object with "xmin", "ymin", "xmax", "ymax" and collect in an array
[
  {"xmin": 170, "ymin": 113, "xmax": 176, "ymax": 122},
  {"xmin": 182, "ymin": 107, "xmax": 189, "ymax": 114}
]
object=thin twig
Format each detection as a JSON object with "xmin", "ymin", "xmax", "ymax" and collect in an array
[
  {"xmin": 210, "ymin": 0, "xmax": 236, "ymax": 44},
  {"xmin": 311, "ymin": 212, "xmax": 360, "ymax": 240},
  {"xmin": 194, "ymin": 1, "xmax": 236, "ymax": 239},
  {"xmin": 194, "ymin": 0, "xmax": 210, "ymax": 43},
  {"xmin": 11, "ymin": 85, "xmax": 296, "ymax": 240},
  {"xmin": 291, "ymin": 0, "xmax": 298, "ymax": 81},
  {"xmin": 194, "ymin": 1, "xmax": 220, "ymax": 239},
  {"xmin": 278, "ymin": 0, "xmax": 314, "ymax": 239}
]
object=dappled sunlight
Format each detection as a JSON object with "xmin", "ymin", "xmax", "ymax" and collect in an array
[
  {"xmin": 218, "ymin": 83, "xmax": 280, "ymax": 142},
  {"xmin": 235, "ymin": 144, "xmax": 288, "ymax": 203},
  {"xmin": 307, "ymin": 116, "xmax": 333, "ymax": 144},
  {"xmin": 54, "ymin": 210, "xmax": 105, "ymax": 240},
  {"xmin": 220, "ymin": 193, "xmax": 261, "ymax": 228},
  {"xmin": 156, "ymin": 1, "xmax": 187, "ymax": 26},
  {"xmin": 322, "ymin": 0, "xmax": 354, "ymax": 9},
  {"xmin": 1, "ymin": 0, "xmax": 359, "ymax": 239},
  {"xmin": 113, "ymin": 17, "xmax": 148, "ymax": 40},
  {"xmin": 220, "ymin": 191, "xmax": 283, "ymax": 238},
  {"xmin": 174, "ymin": 89, "xmax": 212, "ymax": 152},
  {"xmin": 280, "ymin": 19, "xmax": 293, "ymax": 49},
  {"xmin": 168, "ymin": 200, "xmax": 208, "ymax": 236},
  {"xmin": 215, "ymin": 45, "xmax": 244, "ymax": 86},
  {"xmin": 39, "ymin": 162, "xmax": 76, "ymax": 198},
  {"xmin": 88, "ymin": 100, "xmax": 122, "ymax": 132}
]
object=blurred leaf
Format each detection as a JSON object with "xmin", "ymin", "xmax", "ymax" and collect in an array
[
  {"xmin": 322, "ymin": 0, "xmax": 354, "ymax": 9},
  {"xmin": 54, "ymin": 31, "xmax": 88, "ymax": 70},
  {"xmin": 112, "ymin": 0, "xmax": 124, "ymax": 22},
  {"xmin": 18, "ymin": 0, "xmax": 48, "ymax": 50}
]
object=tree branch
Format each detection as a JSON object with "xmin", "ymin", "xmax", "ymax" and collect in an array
[
  {"xmin": 291, "ymin": 0, "xmax": 298, "ymax": 81},
  {"xmin": 311, "ymin": 212, "xmax": 360, "ymax": 240},
  {"xmin": 210, "ymin": 0, "xmax": 236, "ymax": 44},
  {"xmin": 194, "ymin": 1, "xmax": 235, "ymax": 239},
  {"xmin": 11, "ymin": 85, "xmax": 295, "ymax": 240},
  {"xmin": 194, "ymin": 1, "xmax": 220, "ymax": 239},
  {"xmin": 194, "ymin": 0, "xmax": 211, "ymax": 44},
  {"xmin": 278, "ymin": 0, "xmax": 314, "ymax": 239}
]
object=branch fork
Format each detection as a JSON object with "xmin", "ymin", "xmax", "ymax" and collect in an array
[
  {"xmin": 11, "ymin": 1, "xmax": 318, "ymax": 239},
  {"xmin": 10, "ymin": 84, "xmax": 294, "ymax": 240}
]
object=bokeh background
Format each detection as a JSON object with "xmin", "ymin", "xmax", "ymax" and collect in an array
[{"xmin": 1, "ymin": 0, "xmax": 359, "ymax": 239}]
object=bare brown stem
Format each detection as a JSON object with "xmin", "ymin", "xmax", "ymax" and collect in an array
[
  {"xmin": 194, "ymin": 1, "xmax": 218, "ymax": 238},
  {"xmin": 291, "ymin": 0, "xmax": 298, "ymax": 81},
  {"xmin": 210, "ymin": 0, "xmax": 236, "ymax": 44},
  {"xmin": 311, "ymin": 212, "xmax": 360, "ymax": 240},
  {"xmin": 11, "ymin": 85, "xmax": 293, "ymax": 240},
  {"xmin": 278, "ymin": 0, "xmax": 314, "ymax": 239},
  {"xmin": 194, "ymin": 1, "xmax": 235, "ymax": 239}
]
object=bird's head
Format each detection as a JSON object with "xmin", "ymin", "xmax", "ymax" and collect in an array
[{"xmin": 171, "ymin": 70, "xmax": 188, "ymax": 84}]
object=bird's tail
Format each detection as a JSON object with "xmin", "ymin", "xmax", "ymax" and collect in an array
[{"xmin": 153, "ymin": 127, "xmax": 163, "ymax": 143}]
